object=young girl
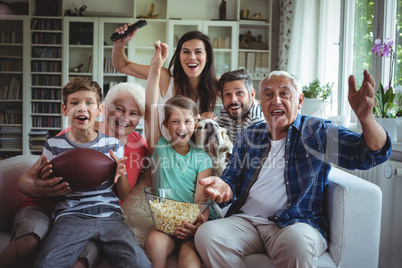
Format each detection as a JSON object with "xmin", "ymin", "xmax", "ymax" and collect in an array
[{"xmin": 144, "ymin": 42, "xmax": 214, "ymax": 268}]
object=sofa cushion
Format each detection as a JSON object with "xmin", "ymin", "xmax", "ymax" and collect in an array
[{"xmin": 0, "ymin": 155, "xmax": 39, "ymax": 233}]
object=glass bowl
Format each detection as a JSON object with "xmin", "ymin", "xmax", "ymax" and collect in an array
[{"xmin": 144, "ymin": 187, "xmax": 210, "ymax": 236}]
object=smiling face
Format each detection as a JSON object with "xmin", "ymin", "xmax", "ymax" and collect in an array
[
  {"xmin": 260, "ymin": 75, "xmax": 304, "ymax": 140},
  {"xmin": 179, "ymin": 39, "xmax": 207, "ymax": 79},
  {"xmin": 105, "ymin": 93, "xmax": 141, "ymax": 139},
  {"xmin": 222, "ymin": 80, "xmax": 255, "ymax": 123},
  {"xmin": 164, "ymin": 108, "xmax": 197, "ymax": 149},
  {"xmin": 62, "ymin": 90, "xmax": 103, "ymax": 133}
]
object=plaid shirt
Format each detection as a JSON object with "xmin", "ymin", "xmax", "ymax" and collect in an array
[{"xmin": 221, "ymin": 114, "xmax": 392, "ymax": 239}]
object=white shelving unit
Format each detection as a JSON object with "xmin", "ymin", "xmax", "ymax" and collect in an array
[
  {"xmin": 0, "ymin": 0, "xmax": 272, "ymax": 157},
  {"xmin": 0, "ymin": 16, "xmax": 29, "ymax": 158}
]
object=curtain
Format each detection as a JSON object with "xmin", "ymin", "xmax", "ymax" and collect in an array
[
  {"xmin": 286, "ymin": 1, "xmax": 340, "ymax": 87},
  {"xmin": 276, "ymin": 0, "xmax": 295, "ymax": 71}
]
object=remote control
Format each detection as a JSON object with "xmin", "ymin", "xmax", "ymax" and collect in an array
[{"xmin": 110, "ymin": 20, "xmax": 147, "ymax": 42}]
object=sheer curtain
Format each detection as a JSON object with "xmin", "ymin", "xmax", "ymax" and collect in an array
[{"xmin": 286, "ymin": 0, "xmax": 341, "ymax": 115}]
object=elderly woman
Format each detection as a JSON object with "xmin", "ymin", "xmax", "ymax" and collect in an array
[{"xmin": 0, "ymin": 82, "xmax": 149, "ymax": 268}]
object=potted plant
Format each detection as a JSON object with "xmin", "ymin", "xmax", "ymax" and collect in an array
[
  {"xmin": 302, "ymin": 79, "xmax": 333, "ymax": 101},
  {"xmin": 301, "ymin": 79, "xmax": 334, "ymax": 116},
  {"xmin": 372, "ymin": 38, "xmax": 399, "ymax": 141}
]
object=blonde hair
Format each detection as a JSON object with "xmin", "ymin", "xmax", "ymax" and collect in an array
[{"xmin": 105, "ymin": 83, "xmax": 145, "ymax": 116}]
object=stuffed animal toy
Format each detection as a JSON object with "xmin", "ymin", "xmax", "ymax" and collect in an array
[{"xmin": 195, "ymin": 118, "xmax": 233, "ymax": 177}]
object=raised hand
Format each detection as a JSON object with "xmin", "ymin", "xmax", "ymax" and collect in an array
[
  {"xmin": 113, "ymin": 23, "xmax": 137, "ymax": 46},
  {"xmin": 348, "ymin": 70, "xmax": 376, "ymax": 123},
  {"xmin": 109, "ymin": 149, "xmax": 127, "ymax": 183}
]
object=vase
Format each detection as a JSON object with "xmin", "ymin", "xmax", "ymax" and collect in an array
[
  {"xmin": 375, "ymin": 118, "xmax": 397, "ymax": 142},
  {"xmin": 300, "ymin": 98, "xmax": 330, "ymax": 117},
  {"xmin": 219, "ymin": 0, "xmax": 226, "ymax": 20},
  {"xmin": 396, "ymin": 117, "xmax": 402, "ymax": 142}
]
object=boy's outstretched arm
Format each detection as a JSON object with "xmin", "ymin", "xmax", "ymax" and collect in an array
[{"xmin": 144, "ymin": 42, "xmax": 169, "ymax": 156}]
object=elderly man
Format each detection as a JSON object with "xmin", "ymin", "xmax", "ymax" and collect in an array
[
  {"xmin": 217, "ymin": 69, "xmax": 265, "ymax": 144},
  {"xmin": 194, "ymin": 70, "xmax": 391, "ymax": 267}
]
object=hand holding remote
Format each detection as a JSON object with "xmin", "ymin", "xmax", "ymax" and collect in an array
[{"xmin": 110, "ymin": 20, "xmax": 147, "ymax": 42}]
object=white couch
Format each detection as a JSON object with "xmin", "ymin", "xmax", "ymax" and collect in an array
[{"xmin": 0, "ymin": 155, "xmax": 382, "ymax": 267}]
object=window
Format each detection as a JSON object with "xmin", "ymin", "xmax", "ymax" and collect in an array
[
  {"xmin": 339, "ymin": 0, "xmax": 400, "ymax": 122},
  {"xmin": 395, "ymin": 1, "xmax": 402, "ymax": 88}
]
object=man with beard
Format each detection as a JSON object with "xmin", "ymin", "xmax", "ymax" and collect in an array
[{"xmin": 217, "ymin": 69, "xmax": 265, "ymax": 144}]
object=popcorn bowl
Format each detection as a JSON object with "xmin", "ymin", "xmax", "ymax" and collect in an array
[{"xmin": 144, "ymin": 187, "xmax": 210, "ymax": 236}]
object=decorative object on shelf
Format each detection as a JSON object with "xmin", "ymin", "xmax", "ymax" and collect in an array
[
  {"xmin": 239, "ymin": 31, "xmax": 267, "ymax": 50},
  {"xmin": 251, "ymin": 13, "xmax": 264, "ymax": 20},
  {"xmin": 302, "ymin": 79, "xmax": 333, "ymax": 101},
  {"xmin": 219, "ymin": 0, "xmax": 227, "ymax": 20},
  {"xmin": 0, "ymin": 1, "xmax": 28, "ymax": 15},
  {"xmin": 69, "ymin": 64, "xmax": 83, "ymax": 73},
  {"xmin": 240, "ymin": 9, "xmax": 249, "ymax": 20},
  {"xmin": 36, "ymin": 0, "xmax": 61, "ymax": 16},
  {"xmin": 136, "ymin": 3, "xmax": 160, "ymax": 19},
  {"xmin": 64, "ymin": 3, "xmax": 87, "ymax": 16}
]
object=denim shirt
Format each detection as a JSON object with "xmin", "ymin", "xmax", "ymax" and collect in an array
[{"xmin": 222, "ymin": 114, "xmax": 392, "ymax": 239}]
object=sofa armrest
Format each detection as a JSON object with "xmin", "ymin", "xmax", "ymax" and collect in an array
[
  {"xmin": 0, "ymin": 155, "xmax": 40, "ymax": 233},
  {"xmin": 326, "ymin": 167, "xmax": 382, "ymax": 268}
]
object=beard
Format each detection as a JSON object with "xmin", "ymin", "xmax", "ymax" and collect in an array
[{"xmin": 228, "ymin": 102, "xmax": 252, "ymax": 121}]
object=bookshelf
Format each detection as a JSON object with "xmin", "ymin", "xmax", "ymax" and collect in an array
[
  {"xmin": 0, "ymin": 0, "xmax": 272, "ymax": 158},
  {"xmin": 0, "ymin": 16, "xmax": 28, "ymax": 158},
  {"xmin": 29, "ymin": 17, "xmax": 63, "ymax": 154}
]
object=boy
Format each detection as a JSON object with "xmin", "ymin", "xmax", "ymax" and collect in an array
[{"xmin": 33, "ymin": 77, "xmax": 151, "ymax": 268}]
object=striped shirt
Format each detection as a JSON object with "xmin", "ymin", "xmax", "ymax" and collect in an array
[
  {"xmin": 221, "ymin": 115, "xmax": 392, "ymax": 239},
  {"xmin": 42, "ymin": 131, "xmax": 124, "ymax": 221},
  {"xmin": 217, "ymin": 99, "xmax": 265, "ymax": 144}
]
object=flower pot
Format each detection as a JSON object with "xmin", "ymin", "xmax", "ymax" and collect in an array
[
  {"xmin": 375, "ymin": 118, "xmax": 397, "ymax": 142},
  {"xmin": 396, "ymin": 117, "xmax": 402, "ymax": 142},
  {"xmin": 300, "ymin": 98, "xmax": 330, "ymax": 117}
]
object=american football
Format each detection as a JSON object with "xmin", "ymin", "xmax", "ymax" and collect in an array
[{"xmin": 49, "ymin": 148, "xmax": 117, "ymax": 190}]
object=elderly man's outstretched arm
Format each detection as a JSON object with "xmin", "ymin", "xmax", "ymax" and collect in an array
[{"xmin": 348, "ymin": 70, "xmax": 387, "ymax": 151}]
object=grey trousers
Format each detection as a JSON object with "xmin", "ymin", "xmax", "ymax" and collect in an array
[{"xmin": 195, "ymin": 215, "xmax": 327, "ymax": 268}]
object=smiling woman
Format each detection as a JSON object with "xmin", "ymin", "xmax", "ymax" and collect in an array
[{"xmin": 112, "ymin": 28, "xmax": 220, "ymax": 130}]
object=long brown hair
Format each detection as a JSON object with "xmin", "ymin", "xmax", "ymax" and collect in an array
[{"xmin": 168, "ymin": 31, "xmax": 218, "ymax": 114}]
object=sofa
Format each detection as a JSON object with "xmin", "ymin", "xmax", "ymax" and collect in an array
[{"xmin": 0, "ymin": 155, "xmax": 382, "ymax": 267}]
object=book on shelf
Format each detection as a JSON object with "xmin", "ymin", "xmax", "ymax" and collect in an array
[
  {"xmin": 246, "ymin": 52, "xmax": 256, "ymax": 77},
  {"xmin": 88, "ymin": 55, "xmax": 93, "ymax": 73},
  {"xmin": 238, "ymin": 52, "xmax": 246, "ymax": 70},
  {"xmin": 0, "ymin": 126, "xmax": 22, "ymax": 134},
  {"xmin": 29, "ymin": 130, "xmax": 50, "ymax": 151},
  {"xmin": 1, "ymin": 77, "xmax": 22, "ymax": 100}
]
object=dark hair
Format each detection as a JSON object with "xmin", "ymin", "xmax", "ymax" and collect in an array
[
  {"xmin": 163, "ymin": 95, "xmax": 199, "ymax": 125},
  {"xmin": 62, "ymin": 77, "xmax": 103, "ymax": 105},
  {"xmin": 218, "ymin": 69, "xmax": 253, "ymax": 95},
  {"xmin": 168, "ymin": 31, "xmax": 218, "ymax": 114}
]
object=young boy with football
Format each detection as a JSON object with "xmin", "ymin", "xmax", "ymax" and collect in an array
[{"xmin": 32, "ymin": 77, "xmax": 151, "ymax": 268}]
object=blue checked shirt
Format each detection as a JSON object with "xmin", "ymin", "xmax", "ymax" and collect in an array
[{"xmin": 221, "ymin": 114, "xmax": 392, "ymax": 239}]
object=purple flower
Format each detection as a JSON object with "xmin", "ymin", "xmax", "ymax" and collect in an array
[
  {"xmin": 383, "ymin": 45, "xmax": 392, "ymax": 57},
  {"xmin": 384, "ymin": 38, "xmax": 394, "ymax": 47},
  {"xmin": 375, "ymin": 45, "xmax": 384, "ymax": 56}
]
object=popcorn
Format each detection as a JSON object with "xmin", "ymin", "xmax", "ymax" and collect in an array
[
  {"xmin": 208, "ymin": 188, "xmax": 220, "ymax": 195},
  {"xmin": 148, "ymin": 199, "xmax": 200, "ymax": 235},
  {"xmin": 155, "ymin": 40, "xmax": 161, "ymax": 47}
]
